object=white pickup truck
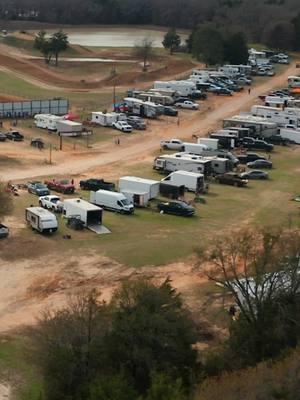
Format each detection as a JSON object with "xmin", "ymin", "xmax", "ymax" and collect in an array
[
  {"xmin": 160, "ymin": 138, "xmax": 184, "ymax": 151},
  {"xmin": 39, "ymin": 195, "xmax": 63, "ymax": 212}
]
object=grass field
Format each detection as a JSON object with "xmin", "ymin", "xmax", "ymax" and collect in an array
[{"xmin": 3, "ymin": 145, "xmax": 300, "ymax": 268}]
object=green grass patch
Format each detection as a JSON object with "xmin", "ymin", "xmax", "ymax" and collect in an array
[{"xmin": 0, "ymin": 336, "xmax": 43, "ymax": 400}]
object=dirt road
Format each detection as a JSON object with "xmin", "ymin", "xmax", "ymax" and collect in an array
[{"xmin": 1, "ymin": 63, "xmax": 298, "ymax": 183}]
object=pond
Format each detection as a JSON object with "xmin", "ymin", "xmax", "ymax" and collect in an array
[{"xmin": 65, "ymin": 27, "xmax": 188, "ymax": 48}]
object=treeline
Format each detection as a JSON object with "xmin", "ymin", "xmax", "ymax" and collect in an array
[
  {"xmin": 2, "ymin": 0, "xmax": 300, "ymax": 43},
  {"xmin": 29, "ymin": 228, "xmax": 300, "ymax": 399}
]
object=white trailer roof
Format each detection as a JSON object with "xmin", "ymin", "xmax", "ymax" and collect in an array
[
  {"xmin": 64, "ymin": 198, "xmax": 101, "ymax": 211},
  {"xmin": 26, "ymin": 207, "xmax": 56, "ymax": 218},
  {"xmin": 170, "ymin": 170, "xmax": 204, "ymax": 177},
  {"xmin": 120, "ymin": 176, "xmax": 160, "ymax": 185},
  {"xmin": 57, "ymin": 120, "xmax": 82, "ymax": 127}
]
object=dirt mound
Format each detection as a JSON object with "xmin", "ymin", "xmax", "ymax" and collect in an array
[{"xmin": 0, "ymin": 94, "xmax": 25, "ymax": 102}]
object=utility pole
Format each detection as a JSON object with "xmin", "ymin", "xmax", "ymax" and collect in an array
[
  {"xmin": 59, "ymin": 135, "xmax": 63, "ymax": 151},
  {"xmin": 113, "ymin": 85, "xmax": 116, "ymax": 111},
  {"xmin": 49, "ymin": 143, "xmax": 52, "ymax": 164}
]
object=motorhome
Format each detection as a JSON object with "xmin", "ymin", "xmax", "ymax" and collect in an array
[
  {"xmin": 25, "ymin": 207, "xmax": 58, "ymax": 234},
  {"xmin": 223, "ymin": 115, "xmax": 278, "ymax": 137},
  {"xmin": 91, "ymin": 112, "xmax": 126, "ymax": 126},
  {"xmin": 153, "ymin": 154, "xmax": 212, "ymax": 176},
  {"xmin": 34, "ymin": 114, "xmax": 64, "ymax": 131},
  {"xmin": 264, "ymin": 96, "xmax": 294, "ymax": 108},
  {"xmin": 63, "ymin": 198, "xmax": 103, "ymax": 228},
  {"xmin": 90, "ymin": 190, "xmax": 134, "ymax": 214},
  {"xmin": 119, "ymin": 176, "xmax": 160, "ymax": 207},
  {"xmin": 220, "ymin": 64, "xmax": 252, "ymax": 77},
  {"xmin": 251, "ymin": 105, "xmax": 300, "ymax": 127},
  {"xmin": 161, "ymin": 171, "xmax": 205, "ymax": 193},
  {"xmin": 136, "ymin": 92, "xmax": 174, "ymax": 106}
]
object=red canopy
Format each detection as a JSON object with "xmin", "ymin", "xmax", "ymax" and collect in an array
[{"xmin": 64, "ymin": 113, "xmax": 80, "ymax": 121}]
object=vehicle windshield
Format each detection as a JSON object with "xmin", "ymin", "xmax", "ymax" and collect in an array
[
  {"xmin": 51, "ymin": 198, "xmax": 60, "ymax": 203},
  {"xmin": 60, "ymin": 180, "xmax": 70, "ymax": 184},
  {"xmin": 121, "ymin": 199, "xmax": 132, "ymax": 206}
]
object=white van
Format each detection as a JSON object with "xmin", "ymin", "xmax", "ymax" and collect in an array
[
  {"xmin": 25, "ymin": 207, "xmax": 58, "ymax": 234},
  {"xmin": 161, "ymin": 170, "xmax": 205, "ymax": 193},
  {"xmin": 90, "ymin": 190, "xmax": 134, "ymax": 214}
]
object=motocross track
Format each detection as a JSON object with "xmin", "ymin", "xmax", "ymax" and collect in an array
[
  {"xmin": 0, "ymin": 62, "xmax": 299, "ymax": 335},
  {"xmin": 1, "ymin": 62, "xmax": 298, "ymax": 183}
]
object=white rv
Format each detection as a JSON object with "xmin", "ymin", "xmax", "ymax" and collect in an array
[
  {"xmin": 63, "ymin": 198, "xmax": 103, "ymax": 227},
  {"xmin": 25, "ymin": 207, "xmax": 58, "ymax": 234},
  {"xmin": 119, "ymin": 176, "xmax": 160, "ymax": 207},
  {"xmin": 123, "ymin": 98, "xmax": 163, "ymax": 118},
  {"xmin": 264, "ymin": 96, "xmax": 295, "ymax": 108},
  {"xmin": 223, "ymin": 115, "xmax": 278, "ymax": 137},
  {"xmin": 91, "ymin": 112, "xmax": 126, "ymax": 126},
  {"xmin": 161, "ymin": 171, "xmax": 205, "ymax": 193},
  {"xmin": 153, "ymin": 154, "xmax": 212, "ymax": 176},
  {"xmin": 153, "ymin": 80, "xmax": 200, "ymax": 97},
  {"xmin": 176, "ymin": 152, "xmax": 231, "ymax": 174},
  {"xmin": 34, "ymin": 114, "xmax": 64, "ymax": 131},
  {"xmin": 182, "ymin": 143, "xmax": 238, "ymax": 166},
  {"xmin": 90, "ymin": 190, "xmax": 134, "ymax": 214}
]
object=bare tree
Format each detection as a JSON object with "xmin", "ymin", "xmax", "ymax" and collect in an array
[
  {"xmin": 197, "ymin": 228, "xmax": 300, "ymax": 325},
  {"xmin": 134, "ymin": 37, "xmax": 154, "ymax": 72}
]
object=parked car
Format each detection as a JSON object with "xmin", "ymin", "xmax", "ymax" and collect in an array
[
  {"xmin": 0, "ymin": 132, "xmax": 7, "ymax": 142},
  {"xmin": 0, "ymin": 224, "xmax": 9, "ymax": 239},
  {"xmin": 6, "ymin": 131, "xmax": 24, "ymax": 141},
  {"xmin": 79, "ymin": 178, "xmax": 115, "ymax": 191},
  {"xmin": 215, "ymin": 172, "xmax": 248, "ymax": 187},
  {"xmin": 236, "ymin": 153, "xmax": 266, "ymax": 164},
  {"xmin": 242, "ymin": 137, "xmax": 273, "ymax": 152},
  {"xmin": 160, "ymin": 139, "xmax": 184, "ymax": 151},
  {"xmin": 173, "ymin": 97, "xmax": 190, "ymax": 104},
  {"xmin": 247, "ymin": 159, "xmax": 273, "ymax": 169},
  {"xmin": 39, "ymin": 195, "xmax": 63, "ymax": 212},
  {"xmin": 45, "ymin": 179, "xmax": 75, "ymax": 194},
  {"xmin": 163, "ymin": 106, "xmax": 178, "ymax": 117},
  {"xmin": 190, "ymin": 91, "xmax": 207, "ymax": 100},
  {"xmin": 112, "ymin": 121, "xmax": 133, "ymax": 133},
  {"xmin": 27, "ymin": 181, "xmax": 50, "ymax": 196},
  {"xmin": 30, "ymin": 137, "xmax": 45, "ymax": 148},
  {"xmin": 240, "ymin": 170, "xmax": 269, "ymax": 180},
  {"xmin": 236, "ymin": 76, "xmax": 252, "ymax": 86},
  {"xmin": 174, "ymin": 100, "xmax": 199, "ymax": 110},
  {"xmin": 206, "ymin": 84, "xmax": 222, "ymax": 93},
  {"xmin": 236, "ymin": 152, "xmax": 267, "ymax": 164},
  {"xmin": 126, "ymin": 116, "xmax": 146, "ymax": 130},
  {"xmin": 215, "ymin": 87, "xmax": 233, "ymax": 96},
  {"xmin": 157, "ymin": 200, "xmax": 195, "ymax": 216},
  {"xmin": 277, "ymin": 58, "xmax": 289, "ymax": 64}
]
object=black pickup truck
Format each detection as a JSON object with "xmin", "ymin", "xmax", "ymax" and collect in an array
[{"xmin": 79, "ymin": 178, "xmax": 115, "ymax": 192}]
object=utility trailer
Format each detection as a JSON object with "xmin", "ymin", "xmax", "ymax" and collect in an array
[
  {"xmin": 159, "ymin": 182, "xmax": 185, "ymax": 199},
  {"xmin": 91, "ymin": 112, "xmax": 126, "ymax": 126},
  {"xmin": 119, "ymin": 176, "xmax": 160, "ymax": 206},
  {"xmin": 63, "ymin": 198, "xmax": 103, "ymax": 229},
  {"xmin": 223, "ymin": 115, "xmax": 278, "ymax": 138},
  {"xmin": 56, "ymin": 120, "xmax": 85, "ymax": 137},
  {"xmin": 161, "ymin": 171, "xmax": 206, "ymax": 193}
]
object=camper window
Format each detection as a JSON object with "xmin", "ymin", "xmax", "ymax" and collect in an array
[{"xmin": 31, "ymin": 216, "xmax": 36, "ymax": 223}]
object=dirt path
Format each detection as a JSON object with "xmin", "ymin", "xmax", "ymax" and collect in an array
[{"xmin": 1, "ymin": 63, "xmax": 298, "ymax": 182}]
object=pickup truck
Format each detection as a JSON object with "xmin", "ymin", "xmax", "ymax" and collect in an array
[
  {"xmin": 45, "ymin": 179, "xmax": 75, "ymax": 194},
  {"xmin": 0, "ymin": 224, "xmax": 9, "ymax": 239},
  {"xmin": 241, "ymin": 137, "xmax": 274, "ymax": 152},
  {"xmin": 39, "ymin": 195, "xmax": 63, "ymax": 212},
  {"xmin": 28, "ymin": 181, "xmax": 50, "ymax": 196},
  {"xmin": 79, "ymin": 178, "xmax": 115, "ymax": 192},
  {"xmin": 160, "ymin": 139, "xmax": 184, "ymax": 151},
  {"xmin": 216, "ymin": 172, "xmax": 248, "ymax": 187}
]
